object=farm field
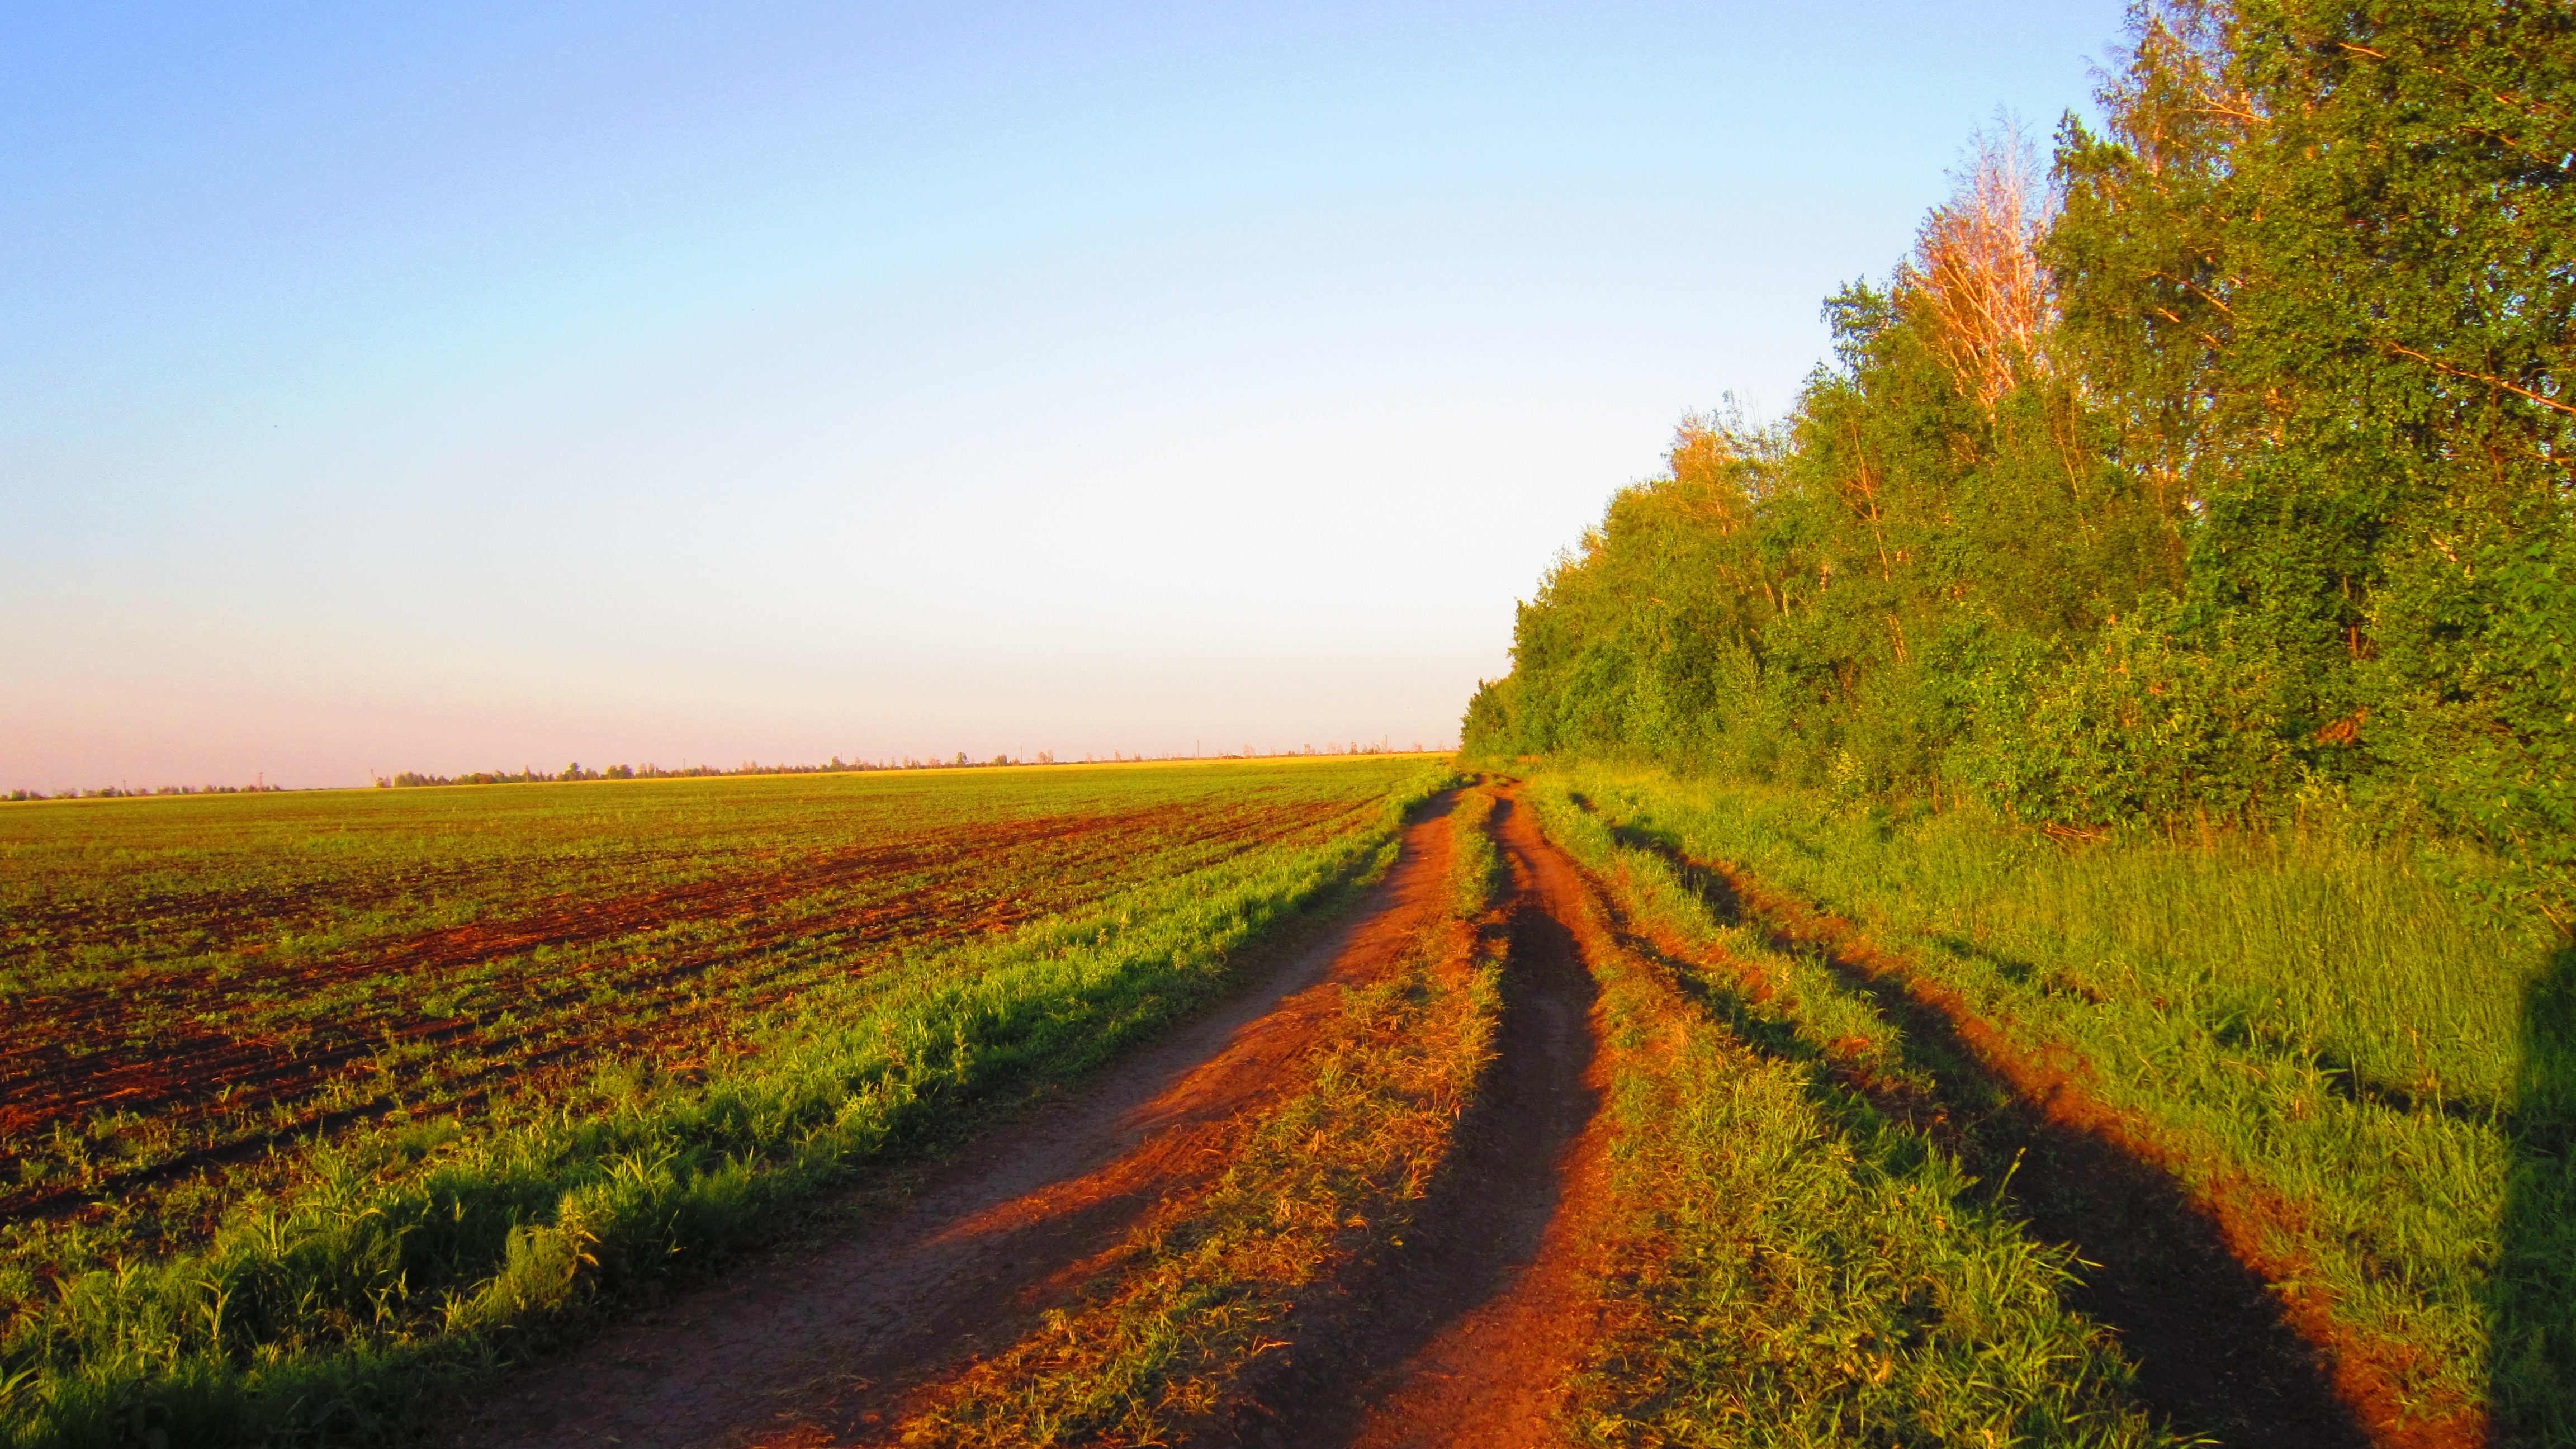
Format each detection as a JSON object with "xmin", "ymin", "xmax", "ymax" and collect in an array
[
  {"xmin": 3, "ymin": 757, "xmax": 2561, "ymax": 1448},
  {"xmin": 0, "ymin": 756, "xmax": 1450, "ymax": 1446}
]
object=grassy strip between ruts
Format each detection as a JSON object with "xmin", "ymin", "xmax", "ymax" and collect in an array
[
  {"xmin": 0, "ymin": 765, "xmax": 1456, "ymax": 1449},
  {"xmin": 1546, "ymin": 763, "xmax": 2569, "ymax": 1445},
  {"xmin": 891, "ymin": 785, "xmax": 1505, "ymax": 1446},
  {"xmin": 1522, "ymin": 779, "xmax": 2189, "ymax": 1449}
]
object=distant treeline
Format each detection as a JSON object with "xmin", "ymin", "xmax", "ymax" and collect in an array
[
  {"xmin": 377, "ymin": 740, "xmax": 1425, "ymax": 789},
  {"xmin": 4, "ymin": 742, "xmax": 1433, "ymax": 804},
  {"xmin": 1465, "ymin": 1, "xmax": 2572, "ymax": 915},
  {"xmin": 5, "ymin": 784, "xmax": 286, "ymax": 803},
  {"xmin": 381, "ymin": 759, "xmax": 891, "ymax": 788}
]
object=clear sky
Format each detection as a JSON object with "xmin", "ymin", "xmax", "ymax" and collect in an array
[{"xmin": 3, "ymin": 2, "xmax": 2129, "ymax": 790}]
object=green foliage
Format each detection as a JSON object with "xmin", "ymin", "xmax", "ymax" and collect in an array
[
  {"xmin": 1447, "ymin": 787, "xmax": 1506, "ymax": 918},
  {"xmin": 1473, "ymin": 0, "xmax": 2574, "ymax": 915},
  {"xmin": 2366, "ymin": 534, "xmax": 2576, "ymax": 923},
  {"xmin": 1957, "ymin": 607, "xmax": 2300, "ymax": 825}
]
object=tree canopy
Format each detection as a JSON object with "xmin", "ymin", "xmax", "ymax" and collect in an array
[{"xmin": 1468, "ymin": 0, "xmax": 2573, "ymax": 916}]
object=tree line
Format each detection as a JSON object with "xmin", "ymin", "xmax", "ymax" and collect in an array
[
  {"xmin": 380, "ymin": 756, "xmax": 983, "ymax": 788},
  {"xmin": 378, "ymin": 740, "xmax": 1428, "ymax": 789},
  {"xmin": 6, "ymin": 742, "xmax": 1439, "ymax": 803},
  {"xmin": 1465, "ymin": 0, "xmax": 2572, "ymax": 917},
  {"xmin": 4, "ymin": 784, "xmax": 285, "ymax": 802}
]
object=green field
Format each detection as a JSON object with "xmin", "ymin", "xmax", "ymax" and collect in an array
[{"xmin": 0, "ymin": 757, "xmax": 1451, "ymax": 1446}]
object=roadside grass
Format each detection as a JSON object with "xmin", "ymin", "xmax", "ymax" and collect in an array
[
  {"xmin": 897, "ymin": 785, "xmax": 1506, "ymax": 1446},
  {"xmin": 1542, "ymin": 763, "xmax": 2569, "ymax": 1445},
  {"xmin": 1521, "ymin": 781, "xmax": 2185, "ymax": 1448},
  {"xmin": 0, "ymin": 765, "xmax": 1455, "ymax": 1448}
]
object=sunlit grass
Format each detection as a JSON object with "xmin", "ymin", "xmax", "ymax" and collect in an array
[
  {"xmin": 1523, "ymin": 780, "xmax": 2182, "ymax": 1448},
  {"xmin": 1544, "ymin": 763, "xmax": 2571, "ymax": 1443}
]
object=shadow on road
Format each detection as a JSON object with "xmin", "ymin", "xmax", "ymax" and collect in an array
[{"xmin": 1244, "ymin": 795, "xmax": 1602, "ymax": 1448}]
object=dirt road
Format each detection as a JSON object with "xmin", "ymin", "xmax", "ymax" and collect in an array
[
  {"xmin": 467, "ymin": 788, "xmax": 1569, "ymax": 1447},
  {"xmin": 457, "ymin": 773, "xmax": 2475, "ymax": 1448},
  {"xmin": 463, "ymin": 781, "xmax": 1637, "ymax": 1449},
  {"xmin": 1243, "ymin": 788, "xmax": 1611, "ymax": 1448}
]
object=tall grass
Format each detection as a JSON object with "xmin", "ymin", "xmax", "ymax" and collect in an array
[
  {"xmin": 1549, "ymin": 763, "xmax": 2571, "ymax": 1442},
  {"xmin": 1523, "ymin": 781, "xmax": 2182, "ymax": 1448},
  {"xmin": 0, "ymin": 766, "xmax": 1455, "ymax": 1448},
  {"xmin": 1585, "ymin": 776, "xmax": 2536, "ymax": 1104}
]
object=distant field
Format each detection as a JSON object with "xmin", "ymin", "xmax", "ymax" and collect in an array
[{"xmin": 0, "ymin": 756, "xmax": 1449, "ymax": 1443}]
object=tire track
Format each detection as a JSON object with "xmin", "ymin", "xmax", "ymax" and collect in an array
[{"xmin": 1247, "ymin": 785, "xmax": 1611, "ymax": 1449}]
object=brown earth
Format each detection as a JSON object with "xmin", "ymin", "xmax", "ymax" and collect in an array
[{"xmin": 454, "ymin": 793, "xmax": 1478, "ymax": 1449}]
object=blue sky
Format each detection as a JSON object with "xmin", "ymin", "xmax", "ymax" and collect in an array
[{"xmin": 3, "ymin": 2, "xmax": 2130, "ymax": 789}]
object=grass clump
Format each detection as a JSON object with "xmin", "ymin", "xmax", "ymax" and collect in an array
[{"xmin": 1445, "ymin": 782, "xmax": 1504, "ymax": 920}]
